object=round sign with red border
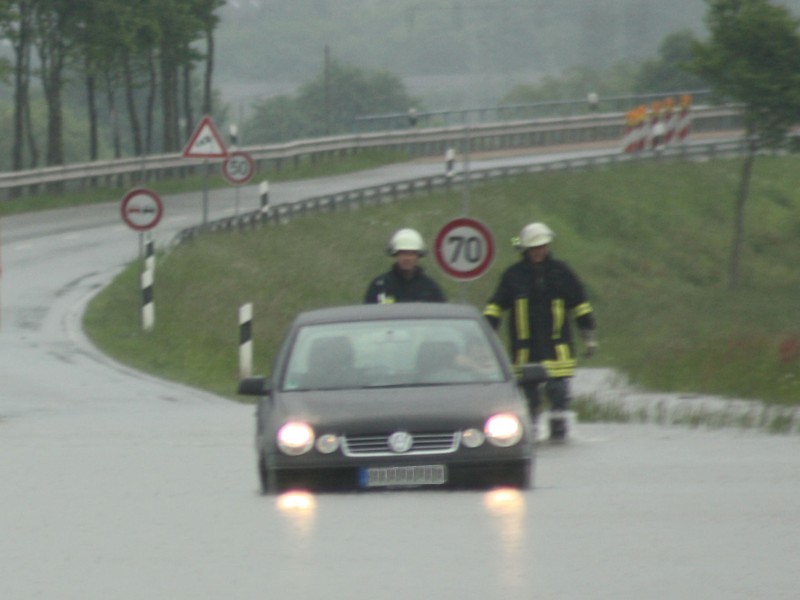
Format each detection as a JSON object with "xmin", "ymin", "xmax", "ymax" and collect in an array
[
  {"xmin": 120, "ymin": 188, "xmax": 163, "ymax": 232},
  {"xmin": 222, "ymin": 151, "xmax": 256, "ymax": 185},
  {"xmin": 434, "ymin": 217, "xmax": 495, "ymax": 281}
]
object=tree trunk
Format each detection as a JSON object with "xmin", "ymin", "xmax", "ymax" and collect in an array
[
  {"xmin": 160, "ymin": 46, "xmax": 177, "ymax": 152},
  {"xmin": 122, "ymin": 50, "xmax": 142, "ymax": 157},
  {"xmin": 44, "ymin": 68, "xmax": 64, "ymax": 168},
  {"xmin": 182, "ymin": 61, "xmax": 194, "ymax": 140},
  {"xmin": 11, "ymin": 3, "xmax": 32, "ymax": 174},
  {"xmin": 105, "ymin": 76, "xmax": 121, "ymax": 159},
  {"xmin": 728, "ymin": 139, "xmax": 757, "ymax": 290},
  {"xmin": 85, "ymin": 59, "xmax": 99, "ymax": 161},
  {"xmin": 203, "ymin": 27, "xmax": 214, "ymax": 116},
  {"xmin": 23, "ymin": 92, "xmax": 39, "ymax": 169},
  {"xmin": 145, "ymin": 49, "xmax": 157, "ymax": 154},
  {"xmin": 12, "ymin": 65, "xmax": 27, "ymax": 171},
  {"xmin": 35, "ymin": 18, "xmax": 66, "ymax": 171}
]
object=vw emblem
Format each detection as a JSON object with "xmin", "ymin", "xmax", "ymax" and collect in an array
[{"xmin": 388, "ymin": 431, "xmax": 413, "ymax": 453}]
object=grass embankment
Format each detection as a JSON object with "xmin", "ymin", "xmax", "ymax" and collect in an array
[{"xmin": 84, "ymin": 156, "xmax": 800, "ymax": 412}]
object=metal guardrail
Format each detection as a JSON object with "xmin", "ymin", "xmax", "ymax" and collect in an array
[
  {"xmin": 172, "ymin": 136, "xmax": 748, "ymax": 246},
  {"xmin": 354, "ymin": 90, "xmax": 714, "ymax": 131},
  {"xmin": 0, "ymin": 106, "xmax": 741, "ymax": 201}
]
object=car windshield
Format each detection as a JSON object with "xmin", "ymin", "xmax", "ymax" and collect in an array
[{"xmin": 281, "ymin": 318, "xmax": 506, "ymax": 391}]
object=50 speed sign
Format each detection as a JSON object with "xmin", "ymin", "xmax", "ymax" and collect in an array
[
  {"xmin": 434, "ymin": 217, "xmax": 495, "ymax": 281},
  {"xmin": 222, "ymin": 151, "xmax": 256, "ymax": 185}
]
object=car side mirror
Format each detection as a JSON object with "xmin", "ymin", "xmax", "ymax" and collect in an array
[
  {"xmin": 238, "ymin": 376, "xmax": 271, "ymax": 396},
  {"xmin": 517, "ymin": 363, "xmax": 548, "ymax": 385}
]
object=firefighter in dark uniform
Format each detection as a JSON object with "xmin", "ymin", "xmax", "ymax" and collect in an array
[
  {"xmin": 483, "ymin": 222, "xmax": 596, "ymax": 441},
  {"xmin": 364, "ymin": 228, "xmax": 446, "ymax": 304}
]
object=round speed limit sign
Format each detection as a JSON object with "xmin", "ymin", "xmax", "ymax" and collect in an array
[
  {"xmin": 434, "ymin": 217, "xmax": 495, "ymax": 281},
  {"xmin": 222, "ymin": 150, "xmax": 256, "ymax": 185}
]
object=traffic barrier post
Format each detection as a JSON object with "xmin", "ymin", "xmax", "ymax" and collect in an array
[
  {"xmin": 141, "ymin": 268, "xmax": 154, "ymax": 332},
  {"xmin": 239, "ymin": 303, "xmax": 253, "ymax": 378},
  {"xmin": 259, "ymin": 180, "xmax": 270, "ymax": 213}
]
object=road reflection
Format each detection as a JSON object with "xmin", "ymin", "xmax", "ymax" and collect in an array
[
  {"xmin": 485, "ymin": 488, "xmax": 527, "ymax": 591},
  {"xmin": 275, "ymin": 490, "xmax": 316, "ymax": 540},
  {"xmin": 484, "ymin": 487, "xmax": 525, "ymax": 545},
  {"xmin": 275, "ymin": 488, "xmax": 527, "ymax": 572}
]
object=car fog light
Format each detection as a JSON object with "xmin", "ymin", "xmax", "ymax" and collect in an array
[
  {"xmin": 461, "ymin": 428, "xmax": 486, "ymax": 448},
  {"xmin": 315, "ymin": 433, "xmax": 340, "ymax": 454},
  {"xmin": 485, "ymin": 413, "xmax": 523, "ymax": 447},
  {"xmin": 277, "ymin": 421, "xmax": 315, "ymax": 456}
]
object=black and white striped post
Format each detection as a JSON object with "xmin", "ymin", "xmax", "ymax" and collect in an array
[
  {"xmin": 141, "ymin": 268, "xmax": 154, "ymax": 331},
  {"xmin": 228, "ymin": 123, "xmax": 239, "ymax": 148},
  {"xmin": 239, "ymin": 303, "xmax": 253, "ymax": 377},
  {"xmin": 445, "ymin": 148, "xmax": 455, "ymax": 187},
  {"xmin": 259, "ymin": 180, "xmax": 270, "ymax": 214},
  {"xmin": 144, "ymin": 233, "xmax": 155, "ymax": 273}
]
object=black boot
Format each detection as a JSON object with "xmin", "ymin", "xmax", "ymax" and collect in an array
[{"xmin": 548, "ymin": 411, "xmax": 568, "ymax": 442}]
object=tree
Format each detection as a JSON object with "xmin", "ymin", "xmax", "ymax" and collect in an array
[
  {"xmin": 73, "ymin": 0, "xmax": 127, "ymax": 160},
  {"xmin": 193, "ymin": 0, "xmax": 224, "ymax": 116},
  {"xmin": 245, "ymin": 59, "xmax": 420, "ymax": 144},
  {"xmin": 500, "ymin": 64, "xmax": 637, "ymax": 107},
  {"xmin": 30, "ymin": 0, "xmax": 81, "ymax": 169},
  {"xmin": 157, "ymin": 0, "xmax": 226, "ymax": 152},
  {"xmin": 690, "ymin": 0, "xmax": 800, "ymax": 290},
  {"xmin": 634, "ymin": 30, "xmax": 707, "ymax": 93},
  {"xmin": 0, "ymin": 0, "xmax": 223, "ymax": 166},
  {"xmin": 121, "ymin": 0, "xmax": 161, "ymax": 156},
  {"xmin": 0, "ymin": 1, "xmax": 39, "ymax": 172},
  {"xmin": 298, "ymin": 59, "xmax": 419, "ymax": 139}
]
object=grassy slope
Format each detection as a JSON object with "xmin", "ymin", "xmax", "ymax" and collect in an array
[{"xmin": 84, "ymin": 155, "xmax": 800, "ymax": 404}]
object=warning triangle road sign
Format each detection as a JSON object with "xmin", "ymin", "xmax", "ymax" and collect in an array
[{"xmin": 182, "ymin": 115, "xmax": 228, "ymax": 159}]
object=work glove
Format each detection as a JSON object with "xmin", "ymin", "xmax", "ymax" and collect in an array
[{"xmin": 581, "ymin": 329, "xmax": 598, "ymax": 358}]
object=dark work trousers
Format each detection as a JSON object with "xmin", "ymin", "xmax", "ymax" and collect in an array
[{"xmin": 523, "ymin": 377, "xmax": 570, "ymax": 418}]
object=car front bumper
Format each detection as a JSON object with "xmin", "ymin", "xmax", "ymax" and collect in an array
[{"xmin": 266, "ymin": 456, "xmax": 533, "ymax": 492}]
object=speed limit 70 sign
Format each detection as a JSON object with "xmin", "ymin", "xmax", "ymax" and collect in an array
[{"xmin": 434, "ymin": 217, "xmax": 495, "ymax": 281}]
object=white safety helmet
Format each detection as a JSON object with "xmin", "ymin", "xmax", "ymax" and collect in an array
[
  {"xmin": 514, "ymin": 222, "xmax": 555, "ymax": 250},
  {"xmin": 387, "ymin": 228, "xmax": 427, "ymax": 256}
]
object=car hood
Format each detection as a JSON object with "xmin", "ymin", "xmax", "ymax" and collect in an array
[{"xmin": 271, "ymin": 382, "xmax": 527, "ymax": 431}]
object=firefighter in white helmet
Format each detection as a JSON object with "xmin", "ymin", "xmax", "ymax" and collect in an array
[
  {"xmin": 364, "ymin": 228, "xmax": 446, "ymax": 304},
  {"xmin": 483, "ymin": 222, "xmax": 596, "ymax": 441}
]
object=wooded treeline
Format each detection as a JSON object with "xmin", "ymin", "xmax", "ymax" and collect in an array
[{"xmin": 0, "ymin": 0, "xmax": 224, "ymax": 173}]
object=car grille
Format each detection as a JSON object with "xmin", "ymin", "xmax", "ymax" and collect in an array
[{"xmin": 342, "ymin": 431, "xmax": 460, "ymax": 457}]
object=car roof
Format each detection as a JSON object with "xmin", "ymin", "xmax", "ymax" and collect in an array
[{"xmin": 293, "ymin": 302, "xmax": 482, "ymax": 326}]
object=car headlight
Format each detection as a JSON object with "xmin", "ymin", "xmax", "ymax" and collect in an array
[
  {"xmin": 484, "ymin": 413, "xmax": 523, "ymax": 447},
  {"xmin": 277, "ymin": 422, "xmax": 315, "ymax": 455}
]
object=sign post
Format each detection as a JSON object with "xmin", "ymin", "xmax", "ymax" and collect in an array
[
  {"xmin": 121, "ymin": 188, "xmax": 164, "ymax": 331},
  {"xmin": 222, "ymin": 151, "xmax": 256, "ymax": 216},
  {"xmin": 182, "ymin": 115, "xmax": 228, "ymax": 225}
]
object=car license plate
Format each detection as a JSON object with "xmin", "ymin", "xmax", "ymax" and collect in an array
[{"xmin": 359, "ymin": 465, "xmax": 447, "ymax": 488}]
